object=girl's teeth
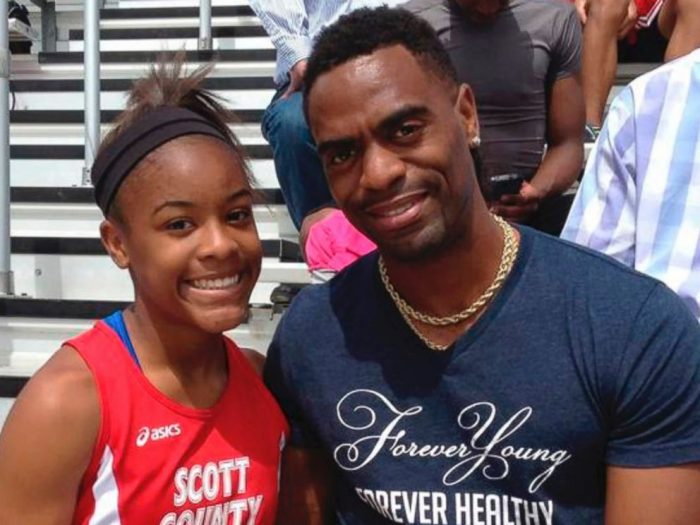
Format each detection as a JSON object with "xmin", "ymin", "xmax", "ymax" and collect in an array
[{"xmin": 192, "ymin": 275, "xmax": 240, "ymax": 290}]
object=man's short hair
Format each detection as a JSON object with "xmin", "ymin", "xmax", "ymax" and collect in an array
[{"xmin": 303, "ymin": 6, "xmax": 459, "ymax": 115}]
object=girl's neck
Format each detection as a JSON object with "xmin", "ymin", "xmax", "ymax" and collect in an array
[{"xmin": 122, "ymin": 303, "xmax": 226, "ymax": 376}]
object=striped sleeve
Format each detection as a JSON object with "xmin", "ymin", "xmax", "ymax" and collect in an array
[
  {"xmin": 248, "ymin": 0, "xmax": 312, "ymax": 71},
  {"xmin": 561, "ymin": 87, "xmax": 638, "ymax": 267}
]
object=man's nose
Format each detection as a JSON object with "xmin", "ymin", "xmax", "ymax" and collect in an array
[{"xmin": 360, "ymin": 143, "xmax": 406, "ymax": 191}]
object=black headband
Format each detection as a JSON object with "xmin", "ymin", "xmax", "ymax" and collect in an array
[{"xmin": 91, "ymin": 106, "xmax": 230, "ymax": 215}]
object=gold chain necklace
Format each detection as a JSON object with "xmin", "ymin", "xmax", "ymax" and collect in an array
[{"xmin": 379, "ymin": 215, "xmax": 519, "ymax": 351}]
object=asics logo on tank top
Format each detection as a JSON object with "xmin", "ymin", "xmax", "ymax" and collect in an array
[{"xmin": 136, "ymin": 423, "xmax": 182, "ymax": 447}]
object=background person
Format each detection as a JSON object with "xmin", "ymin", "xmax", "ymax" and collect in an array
[
  {"xmin": 0, "ymin": 60, "xmax": 288, "ymax": 524},
  {"xmin": 575, "ymin": 0, "xmax": 700, "ymax": 134},
  {"xmin": 407, "ymin": 0, "xmax": 585, "ymax": 234},
  {"xmin": 562, "ymin": 49, "xmax": 700, "ymax": 320}
]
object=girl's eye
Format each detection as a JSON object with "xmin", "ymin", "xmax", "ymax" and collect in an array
[
  {"xmin": 228, "ymin": 209, "xmax": 252, "ymax": 223},
  {"xmin": 165, "ymin": 219, "xmax": 193, "ymax": 231}
]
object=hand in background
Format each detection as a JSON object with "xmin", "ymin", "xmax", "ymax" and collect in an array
[
  {"xmin": 282, "ymin": 59, "xmax": 308, "ymax": 99},
  {"xmin": 490, "ymin": 181, "xmax": 545, "ymax": 223},
  {"xmin": 618, "ymin": 0, "xmax": 638, "ymax": 38},
  {"xmin": 574, "ymin": 0, "xmax": 638, "ymax": 38},
  {"xmin": 574, "ymin": 0, "xmax": 590, "ymax": 24}
]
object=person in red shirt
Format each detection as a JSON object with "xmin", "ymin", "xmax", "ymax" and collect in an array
[
  {"xmin": 0, "ymin": 59, "xmax": 288, "ymax": 525},
  {"xmin": 576, "ymin": 0, "xmax": 700, "ymax": 133}
]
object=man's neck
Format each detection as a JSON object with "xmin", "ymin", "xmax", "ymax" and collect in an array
[{"xmin": 380, "ymin": 210, "xmax": 505, "ymax": 319}]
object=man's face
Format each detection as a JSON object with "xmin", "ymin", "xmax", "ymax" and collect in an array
[{"xmin": 307, "ymin": 45, "xmax": 480, "ymax": 261}]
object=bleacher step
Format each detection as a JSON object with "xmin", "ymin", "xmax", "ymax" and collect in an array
[
  {"xmin": 8, "ymin": 143, "xmax": 272, "ymax": 159},
  {"xmin": 39, "ymin": 49, "xmax": 276, "ymax": 64}
]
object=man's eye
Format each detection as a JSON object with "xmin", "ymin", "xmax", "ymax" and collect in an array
[
  {"xmin": 165, "ymin": 219, "xmax": 193, "ymax": 231},
  {"xmin": 396, "ymin": 123, "xmax": 421, "ymax": 138},
  {"xmin": 330, "ymin": 149, "xmax": 355, "ymax": 165}
]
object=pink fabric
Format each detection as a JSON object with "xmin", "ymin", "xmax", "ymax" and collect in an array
[{"xmin": 305, "ymin": 209, "xmax": 376, "ymax": 272}]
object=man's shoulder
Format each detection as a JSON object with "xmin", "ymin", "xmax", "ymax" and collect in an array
[
  {"xmin": 525, "ymin": 229, "xmax": 694, "ymax": 337},
  {"xmin": 526, "ymin": 228, "xmax": 660, "ymax": 297}
]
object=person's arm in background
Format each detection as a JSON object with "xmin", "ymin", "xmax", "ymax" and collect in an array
[
  {"xmin": 560, "ymin": 85, "xmax": 637, "ymax": 267},
  {"xmin": 493, "ymin": 5, "xmax": 585, "ymax": 222},
  {"xmin": 248, "ymin": 0, "xmax": 311, "ymax": 97}
]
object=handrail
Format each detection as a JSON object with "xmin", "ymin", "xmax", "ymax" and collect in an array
[
  {"xmin": 82, "ymin": 0, "xmax": 101, "ymax": 186},
  {"xmin": 199, "ymin": 0, "xmax": 212, "ymax": 50},
  {"xmin": 0, "ymin": 0, "xmax": 14, "ymax": 296}
]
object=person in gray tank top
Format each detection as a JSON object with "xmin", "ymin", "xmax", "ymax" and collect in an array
[{"xmin": 406, "ymin": 0, "xmax": 585, "ymax": 234}]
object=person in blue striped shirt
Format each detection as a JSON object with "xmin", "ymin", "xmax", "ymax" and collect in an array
[
  {"xmin": 248, "ymin": 0, "xmax": 406, "ymax": 231},
  {"xmin": 562, "ymin": 48, "xmax": 700, "ymax": 319}
]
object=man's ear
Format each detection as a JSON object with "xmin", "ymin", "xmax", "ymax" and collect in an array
[
  {"xmin": 100, "ymin": 219, "xmax": 130, "ymax": 269},
  {"xmin": 455, "ymin": 83, "xmax": 480, "ymax": 145}
]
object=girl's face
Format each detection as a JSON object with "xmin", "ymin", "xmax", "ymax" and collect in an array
[{"xmin": 101, "ymin": 135, "xmax": 262, "ymax": 335}]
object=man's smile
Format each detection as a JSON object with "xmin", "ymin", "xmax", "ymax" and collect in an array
[{"xmin": 365, "ymin": 191, "xmax": 429, "ymax": 233}]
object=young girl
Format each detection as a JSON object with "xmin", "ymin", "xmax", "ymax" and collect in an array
[{"xmin": 0, "ymin": 60, "xmax": 288, "ymax": 524}]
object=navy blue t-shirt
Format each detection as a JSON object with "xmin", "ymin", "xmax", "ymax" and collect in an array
[{"xmin": 265, "ymin": 227, "xmax": 700, "ymax": 524}]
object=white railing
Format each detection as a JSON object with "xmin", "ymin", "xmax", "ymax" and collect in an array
[
  {"xmin": 82, "ymin": 0, "xmax": 101, "ymax": 185},
  {"xmin": 0, "ymin": 0, "xmax": 12, "ymax": 296},
  {"xmin": 199, "ymin": 0, "xmax": 211, "ymax": 50}
]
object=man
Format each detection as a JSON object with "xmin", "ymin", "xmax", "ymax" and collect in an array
[
  {"xmin": 265, "ymin": 7, "xmax": 700, "ymax": 524},
  {"xmin": 562, "ymin": 49, "xmax": 700, "ymax": 320},
  {"xmin": 575, "ymin": 0, "xmax": 700, "ymax": 135},
  {"xmin": 407, "ymin": 0, "xmax": 585, "ymax": 233},
  {"xmin": 248, "ymin": 0, "xmax": 405, "ymax": 230}
]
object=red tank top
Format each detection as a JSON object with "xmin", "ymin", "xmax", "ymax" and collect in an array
[{"xmin": 67, "ymin": 321, "xmax": 289, "ymax": 525}]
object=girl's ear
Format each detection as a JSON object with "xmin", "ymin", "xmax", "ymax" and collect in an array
[{"xmin": 100, "ymin": 219, "xmax": 130, "ymax": 269}]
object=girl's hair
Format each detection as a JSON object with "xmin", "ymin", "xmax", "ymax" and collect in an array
[{"xmin": 99, "ymin": 54, "xmax": 257, "ymax": 222}]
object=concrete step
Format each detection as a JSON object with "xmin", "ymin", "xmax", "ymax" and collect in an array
[
  {"xmin": 12, "ymin": 88, "xmax": 272, "ymax": 110},
  {"xmin": 38, "ymin": 49, "xmax": 276, "ymax": 65},
  {"xmin": 0, "ymin": 300, "xmax": 285, "ymax": 376},
  {"xmin": 9, "ymin": 108, "xmax": 265, "ymax": 124},
  {"xmin": 9, "ymin": 250, "xmax": 309, "ymax": 303},
  {"xmin": 100, "ymin": 6, "xmax": 255, "ymax": 19},
  {"xmin": 10, "ymin": 200, "xmax": 289, "ymax": 238},
  {"xmin": 10, "ymin": 76, "xmax": 274, "ymax": 91},
  {"xmin": 7, "ymin": 143, "xmax": 271, "ymax": 159},
  {"xmin": 70, "ymin": 27, "xmax": 267, "ymax": 41},
  {"xmin": 67, "ymin": 26, "xmax": 273, "ymax": 52},
  {"xmin": 8, "ymin": 234, "xmax": 301, "ymax": 260},
  {"xmin": 8, "ymin": 122, "xmax": 266, "ymax": 145},
  {"xmin": 9, "ymin": 158, "xmax": 279, "ymax": 189},
  {"xmin": 10, "ymin": 54, "xmax": 275, "ymax": 80}
]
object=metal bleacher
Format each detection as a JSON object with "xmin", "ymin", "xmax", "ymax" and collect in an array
[{"xmin": 0, "ymin": 0, "xmax": 660, "ymax": 427}]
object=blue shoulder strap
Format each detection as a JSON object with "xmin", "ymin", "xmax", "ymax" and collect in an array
[{"xmin": 102, "ymin": 310, "xmax": 141, "ymax": 369}]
